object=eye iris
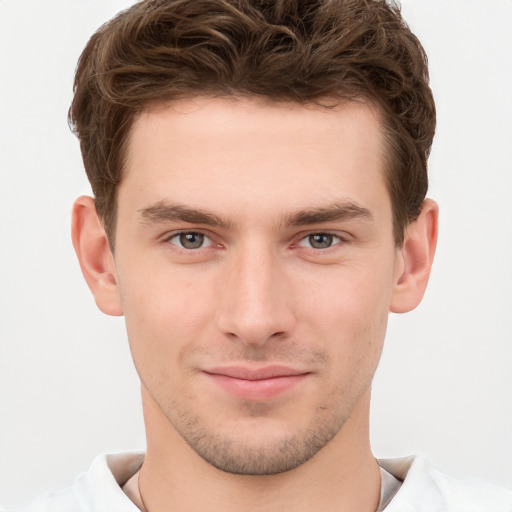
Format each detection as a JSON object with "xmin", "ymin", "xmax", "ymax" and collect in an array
[
  {"xmin": 179, "ymin": 232, "xmax": 204, "ymax": 249},
  {"xmin": 309, "ymin": 234, "xmax": 333, "ymax": 249}
]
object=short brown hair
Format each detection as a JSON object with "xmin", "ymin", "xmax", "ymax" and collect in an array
[{"xmin": 69, "ymin": 0, "xmax": 435, "ymax": 246}]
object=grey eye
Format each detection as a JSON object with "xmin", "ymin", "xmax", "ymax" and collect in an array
[
  {"xmin": 308, "ymin": 234, "xmax": 334, "ymax": 249},
  {"xmin": 179, "ymin": 232, "xmax": 205, "ymax": 249}
]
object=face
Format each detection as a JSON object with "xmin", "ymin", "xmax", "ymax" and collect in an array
[{"xmin": 112, "ymin": 97, "xmax": 403, "ymax": 475}]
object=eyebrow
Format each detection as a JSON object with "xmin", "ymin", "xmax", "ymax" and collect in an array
[
  {"xmin": 138, "ymin": 200, "xmax": 372, "ymax": 230},
  {"xmin": 283, "ymin": 202, "xmax": 373, "ymax": 227},
  {"xmin": 139, "ymin": 202, "xmax": 234, "ymax": 229}
]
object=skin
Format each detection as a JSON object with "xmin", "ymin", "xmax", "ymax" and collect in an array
[{"xmin": 72, "ymin": 97, "xmax": 438, "ymax": 512}]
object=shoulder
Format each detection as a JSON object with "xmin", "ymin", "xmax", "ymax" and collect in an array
[
  {"xmin": 379, "ymin": 455, "xmax": 512, "ymax": 512},
  {"xmin": 4, "ymin": 452, "xmax": 144, "ymax": 512}
]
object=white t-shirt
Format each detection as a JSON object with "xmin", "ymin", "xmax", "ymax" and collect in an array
[{"xmin": 7, "ymin": 452, "xmax": 512, "ymax": 511}]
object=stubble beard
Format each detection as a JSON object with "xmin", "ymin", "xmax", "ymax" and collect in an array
[
  {"xmin": 163, "ymin": 398, "xmax": 347, "ymax": 476},
  {"xmin": 142, "ymin": 342, "xmax": 379, "ymax": 476}
]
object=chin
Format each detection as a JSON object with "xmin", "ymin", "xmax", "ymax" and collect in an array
[{"xmin": 173, "ymin": 411, "xmax": 344, "ymax": 476}]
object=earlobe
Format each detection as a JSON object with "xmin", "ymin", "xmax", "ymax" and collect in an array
[
  {"xmin": 390, "ymin": 199, "xmax": 439, "ymax": 313},
  {"xmin": 71, "ymin": 196, "xmax": 123, "ymax": 316}
]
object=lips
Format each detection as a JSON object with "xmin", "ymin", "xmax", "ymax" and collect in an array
[{"xmin": 203, "ymin": 365, "xmax": 310, "ymax": 401}]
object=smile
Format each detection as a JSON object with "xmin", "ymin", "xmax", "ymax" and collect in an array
[{"xmin": 203, "ymin": 366, "xmax": 311, "ymax": 401}]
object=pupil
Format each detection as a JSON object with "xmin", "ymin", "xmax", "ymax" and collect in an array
[
  {"xmin": 180, "ymin": 232, "xmax": 204, "ymax": 249},
  {"xmin": 310, "ymin": 234, "xmax": 333, "ymax": 249}
]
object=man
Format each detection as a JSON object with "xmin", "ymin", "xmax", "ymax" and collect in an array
[{"xmin": 9, "ymin": 0, "xmax": 512, "ymax": 510}]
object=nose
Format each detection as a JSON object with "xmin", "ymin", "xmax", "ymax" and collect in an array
[{"xmin": 214, "ymin": 243, "xmax": 296, "ymax": 347}]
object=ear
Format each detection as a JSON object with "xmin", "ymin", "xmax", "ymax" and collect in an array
[
  {"xmin": 390, "ymin": 199, "xmax": 439, "ymax": 313},
  {"xmin": 71, "ymin": 196, "xmax": 123, "ymax": 316}
]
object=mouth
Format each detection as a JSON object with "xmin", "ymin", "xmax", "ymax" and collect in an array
[{"xmin": 203, "ymin": 365, "xmax": 311, "ymax": 401}]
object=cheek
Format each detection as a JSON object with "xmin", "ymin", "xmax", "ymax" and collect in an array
[
  {"xmin": 297, "ymin": 262, "xmax": 392, "ymax": 366},
  {"xmin": 299, "ymin": 259, "xmax": 393, "ymax": 325},
  {"xmin": 116, "ymin": 260, "xmax": 215, "ymax": 379}
]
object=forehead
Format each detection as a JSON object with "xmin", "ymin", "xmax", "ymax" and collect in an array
[
  {"xmin": 130, "ymin": 96, "xmax": 383, "ymax": 156},
  {"xmin": 120, "ymin": 96, "xmax": 390, "ymax": 225}
]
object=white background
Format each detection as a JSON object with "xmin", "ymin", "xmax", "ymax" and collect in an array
[{"xmin": 1, "ymin": 0, "xmax": 511, "ymax": 508}]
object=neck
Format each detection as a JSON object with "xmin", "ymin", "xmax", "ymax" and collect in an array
[{"xmin": 135, "ymin": 387, "xmax": 380, "ymax": 512}]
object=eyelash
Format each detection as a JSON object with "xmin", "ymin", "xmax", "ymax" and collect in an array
[
  {"xmin": 295, "ymin": 232, "xmax": 346, "ymax": 250},
  {"xmin": 162, "ymin": 230, "xmax": 348, "ymax": 252},
  {"xmin": 164, "ymin": 231, "xmax": 217, "ymax": 251}
]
